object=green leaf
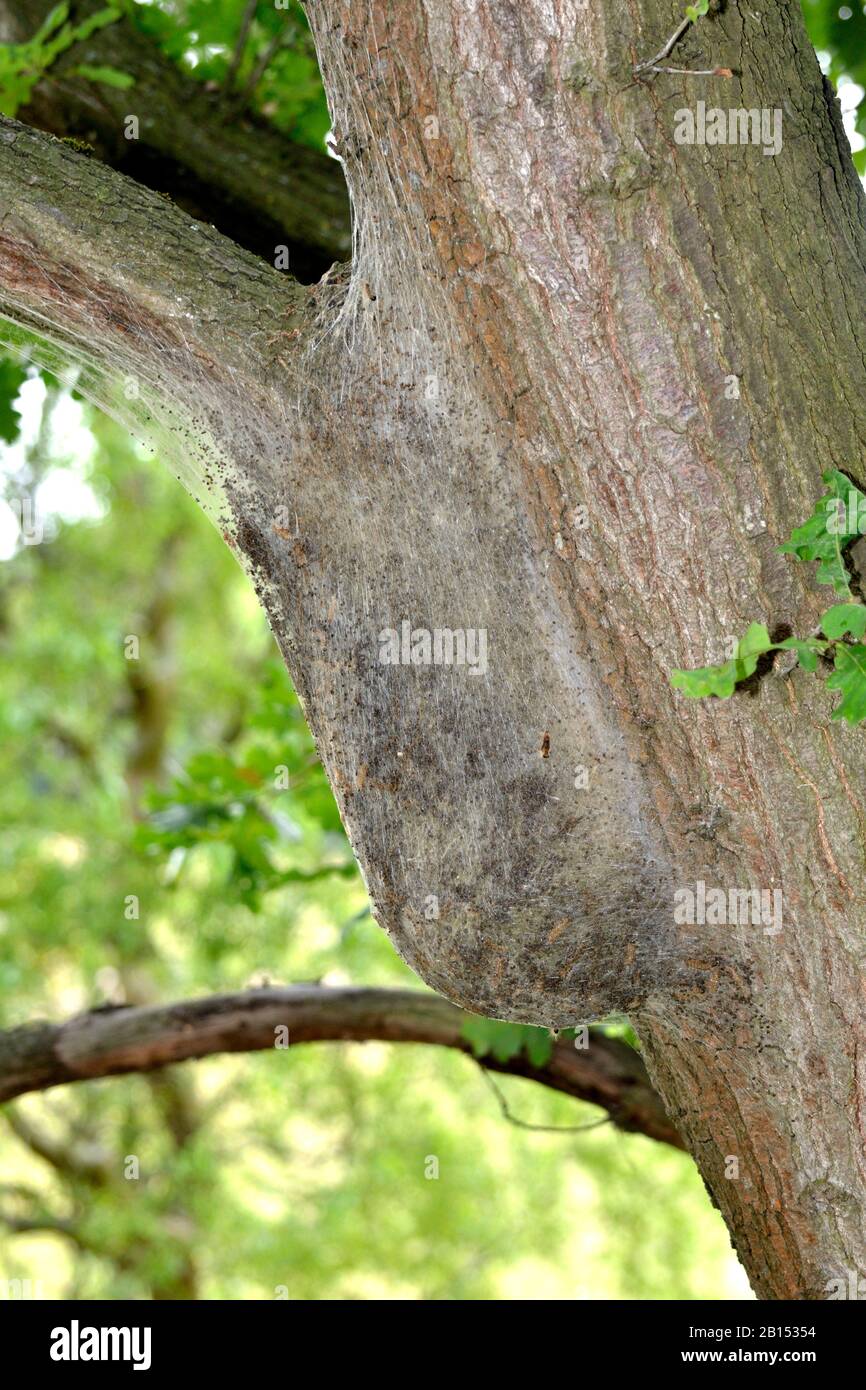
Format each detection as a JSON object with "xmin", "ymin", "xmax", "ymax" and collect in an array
[
  {"xmin": 827, "ymin": 643, "xmax": 866, "ymax": 725},
  {"xmin": 778, "ymin": 469, "xmax": 866, "ymax": 597},
  {"xmin": 71, "ymin": 64, "xmax": 134, "ymax": 90},
  {"xmin": 523, "ymin": 1027, "xmax": 554, "ymax": 1068},
  {"xmin": 460, "ymin": 1016, "xmax": 495, "ymax": 1059},
  {"xmin": 821, "ymin": 603, "xmax": 866, "ymax": 641},
  {"xmin": 488, "ymin": 1024, "xmax": 529, "ymax": 1063},
  {"xmin": 460, "ymin": 1017, "xmax": 553, "ymax": 1068},
  {"xmin": 69, "ymin": 7, "xmax": 122, "ymax": 45},
  {"xmin": 736, "ymin": 622, "xmax": 773, "ymax": 663},
  {"xmin": 670, "ymin": 661, "xmax": 739, "ymax": 699},
  {"xmin": 0, "ymin": 359, "xmax": 28, "ymax": 443},
  {"xmin": 0, "ymin": 4, "xmax": 123, "ymax": 116},
  {"xmin": 671, "ymin": 622, "xmax": 774, "ymax": 700},
  {"xmin": 776, "ymin": 637, "xmax": 827, "ymax": 673},
  {"xmin": 685, "ymin": 0, "xmax": 709, "ymax": 21},
  {"xmin": 0, "ymin": 66, "xmax": 39, "ymax": 117},
  {"xmin": 32, "ymin": 3, "xmax": 70, "ymax": 46}
]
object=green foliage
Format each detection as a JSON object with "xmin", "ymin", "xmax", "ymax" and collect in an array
[
  {"xmin": 124, "ymin": 0, "xmax": 329, "ymax": 149},
  {"xmin": 820, "ymin": 602, "xmax": 866, "ymax": 640},
  {"xmin": 671, "ymin": 622, "xmax": 776, "ymax": 699},
  {"xmin": 802, "ymin": 0, "xmax": 866, "ymax": 174},
  {"xmin": 778, "ymin": 469, "xmax": 865, "ymax": 597},
  {"xmin": 461, "ymin": 1016, "xmax": 554, "ymax": 1068},
  {"xmin": 70, "ymin": 63, "xmax": 135, "ymax": 90},
  {"xmin": 671, "ymin": 470, "xmax": 866, "ymax": 724},
  {"xmin": 0, "ymin": 359, "xmax": 27, "ymax": 443},
  {"xmin": 136, "ymin": 669, "xmax": 355, "ymax": 911},
  {"xmin": 826, "ymin": 643, "xmax": 866, "ymax": 724},
  {"xmin": 685, "ymin": 1, "xmax": 710, "ymax": 23},
  {"xmin": 460, "ymin": 1017, "xmax": 642, "ymax": 1071},
  {"xmin": 671, "ymin": 625, "xmax": 828, "ymax": 698},
  {"xmin": 0, "ymin": 5, "xmax": 130, "ymax": 117}
]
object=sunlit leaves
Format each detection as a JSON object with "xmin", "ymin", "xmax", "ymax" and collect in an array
[
  {"xmin": 670, "ymin": 622, "xmax": 776, "ymax": 699},
  {"xmin": 672, "ymin": 469, "xmax": 866, "ymax": 723},
  {"xmin": 0, "ymin": 360, "xmax": 27, "ymax": 443},
  {"xmin": 777, "ymin": 468, "xmax": 864, "ymax": 597},
  {"xmin": 820, "ymin": 602, "xmax": 866, "ymax": 640},
  {"xmin": 0, "ymin": 5, "xmax": 123, "ymax": 116},
  {"xmin": 826, "ymin": 643, "xmax": 866, "ymax": 724},
  {"xmin": 684, "ymin": 0, "xmax": 710, "ymax": 23},
  {"xmin": 136, "ymin": 664, "xmax": 353, "ymax": 908},
  {"xmin": 123, "ymin": 0, "xmax": 329, "ymax": 148},
  {"xmin": 461, "ymin": 1016, "xmax": 554, "ymax": 1068}
]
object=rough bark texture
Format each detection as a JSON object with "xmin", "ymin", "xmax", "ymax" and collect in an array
[
  {"xmin": 1, "ymin": 0, "xmax": 865, "ymax": 1299},
  {"xmin": 0, "ymin": 0, "xmax": 350, "ymax": 276},
  {"xmin": 0, "ymin": 985, "xmax": 681, "ymax": 1147}
]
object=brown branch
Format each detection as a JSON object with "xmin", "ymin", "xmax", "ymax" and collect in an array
[
  {"xmin": 235, "ymin": 28, "xmax": 287, "ymax": 113},
  {"xmin": 0, "ymin": 114, "xmax": 308, "ymax": 452},
  {"xmin": 634, "ymin": 15, "xmax": 692, "ymax": 72},
  {"xmin": 0, "ymin": 1209, "xmax": 81, "ymax": 1241},
  {"xmin": 223, "ymin": 0, "xmax": 259, "ymax": 94},
  {"xmin": 633, "ymin": 8, "xmax": 732, "ymax": 80},
  {"xmin": 0, "ymin": 986, "xmax": 683, "ymax": 1149},
  {"xmin": 0, "ymin": 0, "xmax": 350, "ymax": 274},
  {"xmin": 2, "ymin": 1108, "xmax": 110, "ymax": 1186}
]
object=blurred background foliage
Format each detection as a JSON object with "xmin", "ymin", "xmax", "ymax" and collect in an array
[
  {"xmin": 126, "ymin": 0, "xmax": 329, "ymax": 147},
  {"xmin": 804, "ymin": 0, "xmax": 866, "ymax": 172},
  {"xmin": 0, "ymin": 0, "xmax": 855, "ymax": 1302}
]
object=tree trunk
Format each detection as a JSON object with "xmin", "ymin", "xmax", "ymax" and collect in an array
[{"xmin": 1, "ymin": 0, "xmax": 864, "ymax": 1298}]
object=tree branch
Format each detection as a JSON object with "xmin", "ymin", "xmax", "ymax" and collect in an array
[
  {"xmin": 0, "ymin": 1209, "xmax": 81, "ymax": 1241},
  {"xmin": 0, "ymin": 114, "xmax": 302, "ymax": 353},
  {"xmin": 0, "ymin": 985, "xmax": 683, "ymax": 1148},
  {"xmin": 2, "ymin": 1109, "xmax": 110, "ymax": 1186},
  {"xmin": 223, "ymin": 0, "xmax": 259, "ymax": 95},
  {"xmin": 0, "ymin": 0, "xmax": 350, "ymax": 275},
  {"xmin": 0, "ymin": 115, "xmax": 311, "ymax": 517},
  {"xmin": 235, "ymin": 28, "xmax": 288, "ymax": 114}
]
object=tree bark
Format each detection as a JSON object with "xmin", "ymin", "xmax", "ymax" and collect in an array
[
  {"xmin": 0, "ymin": 0, "xmax": 350, "ymax": 276},
  {"xmin": 1, "ymin": 0, "xmax": 865, "ymax": 1298},
  {"xmin": 0, "ymin": 986, "xmax": 681, "ymax": 1148}
]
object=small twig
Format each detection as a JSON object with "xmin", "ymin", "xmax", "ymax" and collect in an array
[
  {"xmin": 634, "ymin": 16, "xmax": 691, "ymax": 72},
  {"xmin": 235, "ymin": 28, "xmax": 286, "ymax": 111},
  {"xmin": 645, "ymin": 65, "xmax": 733, "ymax": 78},
  {"xmin": 476, "ymin": 1063, "xmax": 613, "ymax": 1136},
  {"xmin": 634, "ymin": 10, "xmax": 733, "ymax": 80},
  {"xmin": 223, "ymin": 0, "xmax": 259, "ymax": 94}
]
